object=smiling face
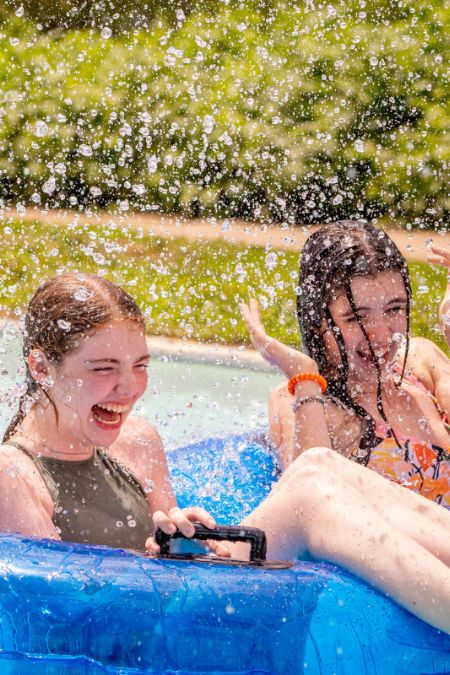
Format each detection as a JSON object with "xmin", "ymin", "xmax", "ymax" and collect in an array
[
  {"xmin": 321, "ymin": 270, "xmax": 408, "ymax": 384},
  {"xmin": 41, "ymin": 321, "xmax": 149, "ymax": 450}
]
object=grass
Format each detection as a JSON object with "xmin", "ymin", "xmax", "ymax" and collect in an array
[{"xmin": 0, "ymin": 218, "xmax": 448, "ymax": 353}]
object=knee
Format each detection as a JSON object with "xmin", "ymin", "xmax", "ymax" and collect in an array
[
  {"xmin": 280, "ymin": 450, "xmax": 339, "ymax": 500},
  {"xmin": 288, "ymin": 446, "xmax": 336, "ymax": 478}
]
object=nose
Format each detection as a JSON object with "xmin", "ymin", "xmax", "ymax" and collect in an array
[
  {"xmin": 364, "ymin": 316, "xmax": 393, "ymax": 350},
  {"xmin": 114, "ymin": 367, "xmax": 138, "ymax": 397}
]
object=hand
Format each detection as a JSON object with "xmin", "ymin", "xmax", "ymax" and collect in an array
[
  {"xmin": 240, "ymin": 298, "xmax": 318, "ymax": 378},
  {"xmin": 146, "ymin": 506, "xmax": 231, "ymax": 557},
  {"xmin": 427, "ymin": 246, "xmax": 450, "ymax": 326},
  {"xmin": 427, "ymin": 245, "xmax": 450, "ymax": 274}
]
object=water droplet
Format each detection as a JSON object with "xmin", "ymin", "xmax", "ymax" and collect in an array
[
  {"xmin": 101, "ymin": 26, "xmax": 112, "ymax": 39},
  {"xmin": 57, "ymin": 319, "xmax": 71, "ymax": 331},
  {"xmin": 35, "ymin": 120, "xmax": 49, "ymax": 137},
  {"xmin": 369, "ymin": 56, "xmax": 378, "ymax": 66},
  {"xmin": 42, "ymin": 176, "xmax": 56, "ymax": 194},
  {"xmin": 143, "ymin": 479, "xmax": 154, "ymax": 494},
  {"xmin": 418, "ymin": 418, "xmax": 428, "ymax": 431},
  {"xmin": 127, "ymin": 519, "xmax": 136, "ymax": 528},
  {"xmin": 15, "ymin": 5, "xmax": 24, "ymax": 16},
  {"xmin": 391, "ymin": 332, "xmax": 404, "ymax": 345},
  {"xmin": 203, "ymin": 114, "xmax": 215, "ymax": 134},
  {"xmin": 332, "ymin": 194, "xmax": 343, "ymax": 205},
  {"xmin": 76, "ymin": 379, "xmax": 83, "ymax": 388},
  {"xmin": 265, "ymin": 252, "xmax": 278, "ymax": 270},
  {"xmin": 78, "ymin": 144, "xmax": 93, "ymax": 157},
  {"xmin": 354, "ymin": 139, "xmax": 364, "ymax": 153},
  {"xmin": 93, "ymin": 252, "xmax": 105, "ymax": 264},
  {"xmin": 116, "ymin": 520, "xmax": 123, "ymax": 528},
  {"xmin": 74, "ymin": 287, "xmax": 94, "ymax": 302},
  {"xmin": 90, "ymin": 186, "xmax": 102, "ymax": 197}
]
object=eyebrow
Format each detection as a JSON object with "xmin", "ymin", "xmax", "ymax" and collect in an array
[
  {"xmin": 85, "ymin": 354, "xmax": 150, "ymax": 364},
  {"xmin": 340, "ymin": 296, "xmax": 408, "ymax": 319}
]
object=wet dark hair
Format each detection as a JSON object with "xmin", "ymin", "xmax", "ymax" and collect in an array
[
  {"xmin": 3, "ymin": 273, "xmax": 145, "ymax": 442},
  {"xmin": 297, "ymin": 220, "xmax": 411, "ymax": 463}
]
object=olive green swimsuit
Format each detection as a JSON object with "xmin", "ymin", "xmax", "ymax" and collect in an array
[{"xmin": 7, "ymin": 442, "xmax": 154, "ymax": 551}]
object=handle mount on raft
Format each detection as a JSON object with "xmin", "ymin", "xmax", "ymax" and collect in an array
[{"xmin": 155, "ymin": 523, "xmax": 292, "ymax": 569}]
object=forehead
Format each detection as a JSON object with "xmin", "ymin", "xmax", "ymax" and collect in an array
[
  {"xmin": 71, "ymin": 321, "xmax": 147, "ymax": 360},
  {"xmin": 331, "ymin": 270, "xmax": 406, "ymax": 314}
]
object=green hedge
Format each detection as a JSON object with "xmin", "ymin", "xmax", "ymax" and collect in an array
[
  {"xmin": 1, "ymin": 218, "xmax": 447, "ymax": 352},
  {"xmin": 0, "ymin": 1, "xmax": 449, "ymax": 227}
]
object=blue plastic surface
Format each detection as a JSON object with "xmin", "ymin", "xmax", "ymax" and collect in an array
[{"xmin": 0, "ymin": 433, "xmax": 449, "ymax": 674}]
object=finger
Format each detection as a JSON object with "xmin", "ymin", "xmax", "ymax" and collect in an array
[
  {"xmin": 249, "ymin": 297, "xmax": 262, "ymax": 324},
  {"xmin": 181, "ymin": 506, "xmax": 216, "ymax": 529},
  {"xmin": 427, "ymin": 255, "xmax": 450, "ymax": 268},
  {"xmin": 145, "ymin": 536, "xmax": 160, "ymax": 556},
  {"xmin": 161, "ymin": 506, "xmax": 196, "ymax": 537},
  {"xmin": 430, "ymin": 246, "xmax": 450, "ymax": 259},
  {"xmin": 207, "ymin": 539, "xmax": 232, "ymax": 558},
  {"xmin": 152, "ymin": 510, "xmax": 177, "ymax": 535},
  {"xmin": 427, "ymin": 255, "xmax": 450, "ymax": 272}
]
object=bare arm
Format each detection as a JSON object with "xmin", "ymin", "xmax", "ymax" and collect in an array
[
  {"xmin": 241, "ymin": 299, "xmax": 332, "ymax": 462},
  {"xmin": 427, "ymin": 245, "xmax": 450, "ymax": 348},
  {"xmin": 421, "ymin": 339, "xmax": 450, "ymax": 420},
  {"xmin": 0, "ymin": 448, "xmax": 59, "ymax": 539}
]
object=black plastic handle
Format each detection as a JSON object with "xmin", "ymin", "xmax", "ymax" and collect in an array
[{"xmin": 155, "ymin": 523, "xmax": 267, "ymax": 562}]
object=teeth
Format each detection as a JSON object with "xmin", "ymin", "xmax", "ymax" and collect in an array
[
  {"xmin": 92, "ymin": 411, "xmax": 121, "ymax": 426},
  {"xmin": 96, "ymin": 403, "xmax": 129, "ymax": 413}
]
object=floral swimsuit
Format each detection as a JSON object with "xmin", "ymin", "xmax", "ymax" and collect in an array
[{"xmin": 368, "ymin": 375, "xmax": 450, "ymax": 507}]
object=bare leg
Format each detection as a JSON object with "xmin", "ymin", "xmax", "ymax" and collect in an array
[
  {"xmin": 240, "ymin": 448, "xmax": 450, "ymax": 633},
  {"xmin": 277, "ymin": 447, "xmax": 450, "ymax": 565}
]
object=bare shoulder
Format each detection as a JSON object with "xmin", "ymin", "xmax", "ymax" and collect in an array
[
  {"xmin": 0, "ymin": 444, "xmax": 54, "ymax": 512},
  {"xmin": 107, "ymin": 416, "xmax": 165, "ymax": 477}
]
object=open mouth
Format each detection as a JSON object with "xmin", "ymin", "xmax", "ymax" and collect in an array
[{"xmin": 91, "ymin": 403, "xmax": 130, "ymax": 430}]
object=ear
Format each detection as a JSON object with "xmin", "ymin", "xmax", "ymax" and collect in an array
[{"xmin": 28, "ymin": 349, "xmax": 51, "ymax": 385}]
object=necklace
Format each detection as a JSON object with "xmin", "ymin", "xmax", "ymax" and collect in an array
[{"xmin": 17, "ymin": 434, "xmax": 96, "ymax": 460}]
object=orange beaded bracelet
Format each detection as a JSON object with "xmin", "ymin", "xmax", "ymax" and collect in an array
[{"xmin": 287, "ymin": 373, "xmax": 327, "ymax": 396}]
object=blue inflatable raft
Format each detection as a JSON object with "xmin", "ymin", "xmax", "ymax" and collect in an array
[{"xmin": 0, "ymin": 434, "xmax": 449, "ymax": 674}]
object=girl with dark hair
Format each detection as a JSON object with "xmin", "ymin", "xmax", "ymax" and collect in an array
[
  {"xmin": 0, "ymin": 273, "xmax": 223, "ymax": 551},
  {"xmin": 251, "ymin": 220, "xmax": 450, "ymax": 482},
  {"xmin": 235, "ymin": 220, "xmax": 450, "ymax": 632}
]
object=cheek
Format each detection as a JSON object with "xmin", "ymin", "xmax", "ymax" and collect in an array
[
  {"xmin": 136, "ymin": 370, "xmax": 148, "ymax": 395},
  {"xmin": 321, "ymin": 331, "xmax": 341, "ymax": 364},
  {"xmin": 77, "ymin": 375, "xmax": 117, "ymax": 401}
]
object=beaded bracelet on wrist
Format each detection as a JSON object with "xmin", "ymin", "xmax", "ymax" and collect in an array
[{"xmin": 292, "ymin": 395, "xmax": 326, "ymax": 413}]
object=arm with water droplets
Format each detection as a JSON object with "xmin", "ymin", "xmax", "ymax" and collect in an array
[
  {"xmin": 240, "ymin": 299, "xmax": 332, "ymax": 465},
  {"xmin": 427, "ymin": 245, "xmax": 450, "ymax": 348}
]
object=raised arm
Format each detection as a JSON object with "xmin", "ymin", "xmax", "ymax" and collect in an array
[
  {"xmin": 240, "ymin": 299, "xmax": 332, "ymax": 464},
  {"xmin": 427, "ymin": 245, "xmax": 450, "ymax": 348}
]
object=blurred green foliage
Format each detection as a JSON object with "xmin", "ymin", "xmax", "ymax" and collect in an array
[
  {"xmin": 0, "ymin": 218, "xmax": 447, "ymax": 352},
  {"xmin": 0, "ymin": 0, "xmax": 448, "ymax": 227}
]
